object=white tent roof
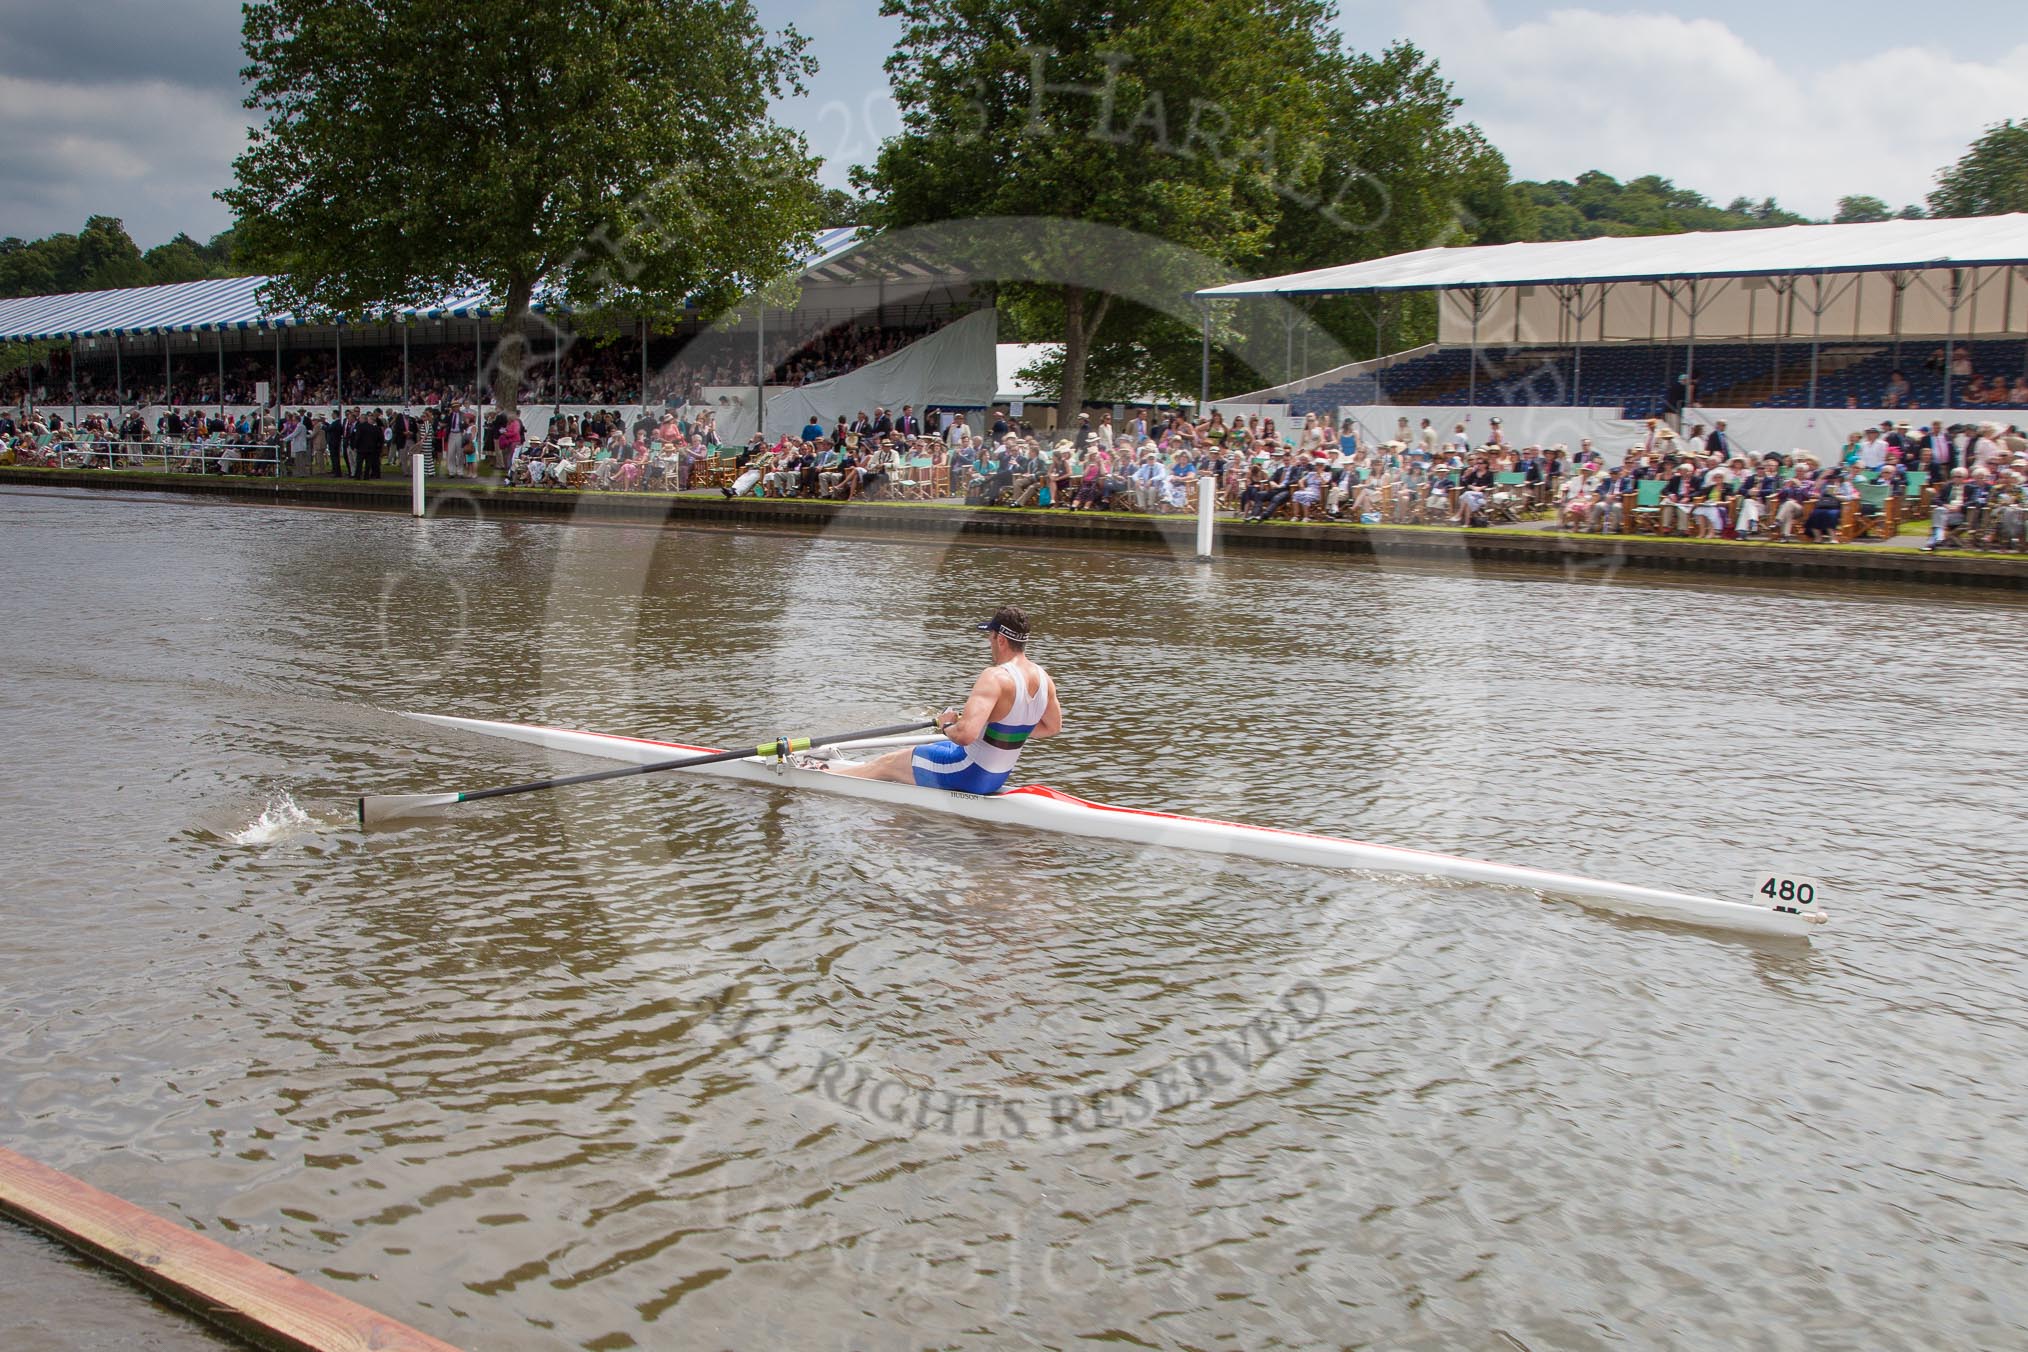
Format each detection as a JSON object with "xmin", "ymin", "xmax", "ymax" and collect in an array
[
  {"xmin": 0, "ymin": 227, "xmax": 876, "ymax": 342},
  {"xmin": 1197, "ymin": 214, "xmax": 2028, "ymax": 297}
]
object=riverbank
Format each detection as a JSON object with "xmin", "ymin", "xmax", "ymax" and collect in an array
[{"xmin": 6, "ymin": 465, "xmax": 2025, "ymax": 590}]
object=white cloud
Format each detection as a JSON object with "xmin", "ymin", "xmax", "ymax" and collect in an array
[
  {"xmin": 0, "ymin": 74, "xmax": 248, "ymax": 243},
  {"xmin": 1393, "ymin": 0, "xmax": 2028, "ymax": 216}
]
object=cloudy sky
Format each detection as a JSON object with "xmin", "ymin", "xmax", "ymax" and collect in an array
[{"xmin": 1, "ymin": 0, "xmax": 2021, "ymax": 247}]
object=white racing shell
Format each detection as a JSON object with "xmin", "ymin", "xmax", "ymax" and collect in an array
[{"xmin": 404, "ymin": 713, "xmax": 1827, "ymax": 940}]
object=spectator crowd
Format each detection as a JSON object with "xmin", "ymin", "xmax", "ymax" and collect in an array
[
  {"xmin": 0, "ymin": 314, "xmax": 956, "ymax": 413},
  {"xmin": 7, "ymin": 396, "xmax": 2025, "ymax": 554}
]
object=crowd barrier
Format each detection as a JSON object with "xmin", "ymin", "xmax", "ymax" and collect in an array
[{"xmin": 9, "ymin": 440, "xmax": 286, "ymax": 476}]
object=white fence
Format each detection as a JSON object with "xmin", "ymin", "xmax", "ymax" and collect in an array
[{"xmin": 1335, "ymin": 404, "xmax": 1989, "ymax": 460}]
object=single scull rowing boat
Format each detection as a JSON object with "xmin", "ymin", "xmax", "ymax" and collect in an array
[{"xmin": 402, "ymin": 713, "xmax": 1827, "ymax": 939}]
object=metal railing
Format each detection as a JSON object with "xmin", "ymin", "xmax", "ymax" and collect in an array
[{"xmin": 17, "ymin": 440, "xmax": 287, "ymax": 477}]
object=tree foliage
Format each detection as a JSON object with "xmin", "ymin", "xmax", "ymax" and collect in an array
[
  {"xmin": 0, "ymin": 217, "xmax": 242, "ymax": 299},
  {"xmin": 860, "ymin": 0, "xmax": 1459, "ymax": 419},
  {"xmin": 817, "ymin": 187, "xmax": 873, "ymax": 228},
  {"xmin": 1833, "ymin": 194, "xmax": 1892, "ymax": 224},
  {"xmin": 1510, "ymin": 172, "xmax": 1809, "ymax": 241},
  {"xmin": 222, "ymin": 0, "xmax": 823, "ymax": 412},
  {"xmin": 1928, "ymin": 119, "xmax": 2028, "ymax": 218}
]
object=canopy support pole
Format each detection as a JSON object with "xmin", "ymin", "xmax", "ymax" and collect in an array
[
  {"xmin": 274, "ymin": 329, "xmax": 282, "ymax": 414},
  {"xmin": 755, "ymin": 304, "xmax": 766, "ymax": 435},
  {"xmin": 216, "ymin": 330, "xmax": 225, "ymax": 419},
  {"xmin": 1889, "ymin": 271, "xmax": 1908, "ymax": 375},
  {"xmin": 1686, "ymin": 278, "xmax": 1698, "ymax": 395},
  {"xmin": 1465, "ymin": 289, "xmax": 1484, "ymax": 412},
  {"xmin": 402, "ymin": 326, "xmax": 410, "ymax": 407},
  {"xmin": 335, "ymin": 326, "xmax": 344, "ymax": 407},
  {"xmin": 476, "ymin": 324, "xmax": 487, "ymax": 471},
  {"xmin": 1198, "ymin": 299, "xmax": 1211, "ymax": 412},
  {"xmin": 69, "ymin": 337, "xmax": 77, "ymax": 427},
  {"xmin": 163, "ymin": 334, "xmax": 170, "ymax": 413},
  {"xmin": 1944, "ymin": 268, "xmax": 1960, "ymax": 410},
  {"xmin": 114, "ymin": 334, "xmax": 122, "ymax": 409},
  {"xmin": 1808, "ymin": 273, "xmax": 1823, "ymax": 409},
  {"xmin": 639, "ymin": 319, "xmax": 648, "ymax": 410}
]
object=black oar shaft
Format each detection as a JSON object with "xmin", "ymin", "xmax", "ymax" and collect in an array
[
  {"xmin": 447, "ymin": 720, "xmax": 935, "ymax": 808},
  {"xmin": 358, "ymin": 719, "xmax": 945, "ymax": 826}
]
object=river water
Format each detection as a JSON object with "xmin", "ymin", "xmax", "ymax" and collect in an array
[{"xmin": 2, "ymin": 484, "xmax": 2024, "ymax": 1351}]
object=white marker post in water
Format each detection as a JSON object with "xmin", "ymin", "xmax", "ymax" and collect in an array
[
  {"xmin": 411, "ymin": 449, "xmax": 425, "ymax": 518},
  {"xmin": 1195, "ymin": 475, "xmax": 1215, "ymax": 561}
]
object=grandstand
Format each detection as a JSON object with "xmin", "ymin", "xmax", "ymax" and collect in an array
[
  {"xmin": 1200, "ymin": 215, "xmax": 2028, "ymax": 453},
  {"xmin": 0, "ymin": 227, "xmax": 997, "ymax": 438},
  {"xmin": 1272, "ymin": 337, "xmax": 2028, "ymax": 419}
]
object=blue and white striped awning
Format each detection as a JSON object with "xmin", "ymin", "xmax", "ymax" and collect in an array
[
  {"xmin": 0, "ymin": 274, "xmax": 524, "ymax": 341},
  {"xmin": 801, "ymin": 225, "xmax": 870, "ymax": 275},
  {"xmin": 0, "ymin": 226, "xmax": 876, "ymax": 341}
]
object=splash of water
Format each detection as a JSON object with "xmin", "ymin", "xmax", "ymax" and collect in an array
[{"xmin": 230, "ymin": 792, "xmax": 314, "ymax": 846}]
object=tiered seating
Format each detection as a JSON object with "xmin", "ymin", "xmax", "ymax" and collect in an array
[{"xmin": 1286, "ymin": 338, "xmax": 2028, "ymax": 417}]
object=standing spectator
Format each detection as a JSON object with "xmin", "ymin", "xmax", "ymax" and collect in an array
[
  {"xmin": 285, "ymin": 411, "xmax": 311, "ymax": 474},
  {"xmin": 1699, "ymin": 421, "xmax": 1727, "ymax": 461},
  {"xmin": 324, "ymin": 408, "xmax": 348, "ymax": 477},
  {"xmin": 496, "ymin": 409, "xmax": 524, "ymax": 471},
  {"xmin": 351, "ymin": 410, "xmax": 383, "ymax": 480},
  {"xmin": 391, "ymin": 408, "xmax": 416, "ymax": 469}
]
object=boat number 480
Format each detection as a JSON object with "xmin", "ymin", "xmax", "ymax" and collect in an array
[{"xmin": 1753, "ymin": 873, "xmax": 1825, "ymax": 913}]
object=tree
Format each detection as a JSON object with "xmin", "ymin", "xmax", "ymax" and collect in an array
[
  {"xmin": 859, "ymin": 0, "xmax": 1350, "ymax": 423},
  {"xmin": 1834, "ymin": 195, "xmax": 1892, "ymax": 223},
  {"xmin": 817, "ymin": 187, "xmax": 872, "ymax": 228},
  {"xmin": 223, "ymin": 0, "xmax": 823, "ymax": 417},
  {"xmin": 1516, "ymin": 178, "xmax": 1808, "ymax": 240},
  {"xmin": 1928, "ymin": 119, "xmax": 2028, "ymax": 218},
  {"xmin": 75, "ymin": 216, "xmax": 151, "ymax": 290}
]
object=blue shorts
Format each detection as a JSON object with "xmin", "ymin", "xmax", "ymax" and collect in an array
[{"xmin": 910, "ymin": 739, "xmax": 1010, "ymax": 795}]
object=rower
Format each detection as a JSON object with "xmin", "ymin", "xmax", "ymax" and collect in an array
[{"xmin": 816, "ymin": 606, "xmax": 1061, "ymax": 793}]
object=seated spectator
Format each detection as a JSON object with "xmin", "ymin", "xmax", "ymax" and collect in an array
[
  {"xmin": 1734, "ymin": 458, "xmax": 1781, "ymax": 537},
  {"xmin": 1802, "ymin": 470, "xmax": 1851, "ymax": 543}
]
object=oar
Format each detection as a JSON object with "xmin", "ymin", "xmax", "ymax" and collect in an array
[{"xmin": 358, "ymin": 719, "xmax": 939, "ymax": 827}]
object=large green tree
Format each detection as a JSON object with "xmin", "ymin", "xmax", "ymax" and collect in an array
[
  {"xmin": 1834, "ymin": 194, "xmax": 1892, "ymax": 224},
  {"xmin": 1928, "ymin": 119, "xmax": 2028, "ymax": 218},
  {"xmin": 223, "ymin": 0, "xmax": 823, "ymax": 415},
  {"xmin": 0, "ymin": 220, "xmax": 245, "ymax": 299},
  {"xmin": 860, "ymin": 0, "xmax": 1354, "ymax": 421},
  {"xmin": 1509, "ymin": 173, "xmax": 1810, "ymax": 241}
]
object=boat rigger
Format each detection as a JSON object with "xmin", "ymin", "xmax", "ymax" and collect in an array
[{"xmin": 388, "ymin": 713, "xmax": 1828, "ymax": 940}]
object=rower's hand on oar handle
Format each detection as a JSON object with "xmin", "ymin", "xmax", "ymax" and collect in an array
[{"xmin": 933, "ymin": 707, "xmax": 963, "ymax": 736}]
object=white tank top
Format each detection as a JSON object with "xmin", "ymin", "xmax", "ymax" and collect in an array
[{"xmin": 965, "ymin": 660, "xmax": 1050, "ymax": 776}]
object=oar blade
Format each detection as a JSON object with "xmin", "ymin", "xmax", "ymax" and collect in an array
[{"xmin": 358, "ymin": 791, "xmax": 464, "ymax": 827}]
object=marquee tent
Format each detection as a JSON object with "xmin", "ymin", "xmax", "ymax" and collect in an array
[{"xmin": 1193, "ymin": 215, "xmax": 2028, "ymax": 409}]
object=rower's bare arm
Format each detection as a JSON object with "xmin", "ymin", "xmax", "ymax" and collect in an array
[
  {"xmin": 1034, "ymin": 676, "xmax": 1063, "ymax": 739},
  {"xmin": 943, "ymin": 671, "xmax": 1002, "ymax": 745}
]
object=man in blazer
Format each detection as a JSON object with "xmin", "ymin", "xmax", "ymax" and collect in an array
[{"xmin": 324, "ymin": 409, "xmax": 348, "ymax": 477}]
